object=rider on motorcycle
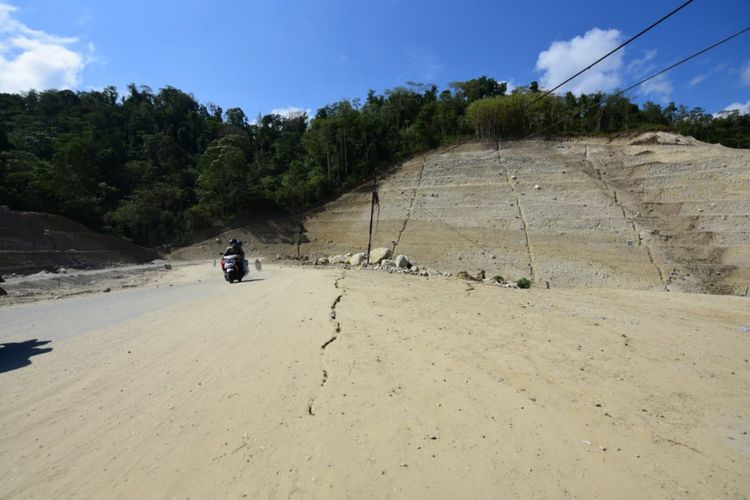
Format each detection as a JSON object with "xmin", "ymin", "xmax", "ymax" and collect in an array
[{"xmin": 224, "ymin": 238, "xmax": 245, "ymax": 259}]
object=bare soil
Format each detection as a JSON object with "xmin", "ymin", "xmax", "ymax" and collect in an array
[
  {"xmin": 175, "ymin": 134, "xmax": 750, "ymax": 295},
  {"xmin": 1, "ymin": 263, "xmax": 748, "ymax": 498}
]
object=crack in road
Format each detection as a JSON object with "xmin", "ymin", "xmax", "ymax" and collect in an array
[
  {"xmin": 309, "ymin": 271, "xmax": 346, "ymax": 416},
  {"xmin": 321, "ymin": 335, "xmax": 337, "ymax": 350}
]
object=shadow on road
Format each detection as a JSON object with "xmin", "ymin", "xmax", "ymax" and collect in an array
[
  {"xmin": 235, "ymin": 278, "xmax": 265, "ymax": 284},
  {"xmin": 0, "ymin": 339, "xmax": 53, "ymax": 374}
]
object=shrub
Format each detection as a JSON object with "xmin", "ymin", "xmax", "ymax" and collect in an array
[
  {"xmin": 517, "ymin": 277, "xmax": 531, "ymax": 289},
  {"xmin": 491, "ymin": 275, "xmax": 504, "ymax": 282}
]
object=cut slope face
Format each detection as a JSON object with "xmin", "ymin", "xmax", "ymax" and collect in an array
[
  {"xmin": 0, "ymin": 209, "xmax": 159, "ymax": 274},
  {"xmin": 175, "ymin": 136, "xmax": 750, "ymax": 295}
]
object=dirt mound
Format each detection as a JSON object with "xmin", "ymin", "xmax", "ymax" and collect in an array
[
  {"xmin": 0, "ymin": 208, "xmax": 159, "ymax": 275},
  {"xmin": 176, "ymin": 138, "xmax": 750, "ymax": 295},
  {"xmin": 629, "ymin": 131, "xmax": 699, "ymax": 146}
]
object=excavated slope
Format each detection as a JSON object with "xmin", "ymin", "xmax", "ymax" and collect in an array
[
  {"xmin": 174, "ymin": 134, "xmax": 750, "ymax": 295},
  {"xmin": 0, "ymin": 208, "xmax": 158, "ymax": 274}
]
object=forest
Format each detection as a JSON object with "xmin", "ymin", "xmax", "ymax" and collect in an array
[{"xmin": 1, "ymin": 76, "xmax": 748, "ymax": 247}]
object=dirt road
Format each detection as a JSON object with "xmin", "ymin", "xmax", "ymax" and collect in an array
[{"xmin": 1, "ymin": 263, "xmax": 749, "ymax": 498}]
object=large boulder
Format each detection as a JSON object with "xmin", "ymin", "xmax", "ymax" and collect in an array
[
  {"xmin": 349, "ymin": 253, "xmax": 367, "ymax": 266},
  {"xmin": 394, "ymin": 255, "xmax": 411, "ymax": 269},
  {"xmin": 368, "ymin": 247, "xmax": 392, "ymax": 265}
]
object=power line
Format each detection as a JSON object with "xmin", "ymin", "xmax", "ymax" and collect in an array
[
  {"xmin": 526, "ymin": 24, "xmax": 750, "ymax": 139},
  {"xmin": 527, "ymin": 0, "xmax": 695, "ymax": 108}
]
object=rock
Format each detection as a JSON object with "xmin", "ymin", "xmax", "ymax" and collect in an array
[
  {"xmin": 369, "ymin": 247, "xmax": 392, "ymax": 265},
  {"xmin": 411, "ymin": 266, "xmax": 420, "ymax": 275},
  {"xmin": 349, "ymin": 253, "xmax": 366, "ymax": 266},
  {"xmin": 534, "ymin": 184, "xmax": 541, "ymax": 190},
  {"xmin": 330, "ymin": 255, "xmax": 347, "ymax": 264},
  {"xmin": 0, "ymin": 287, "xmax": 6, "ymax": 296},
  {"xmin": 456, "ymin": 270, "xmax": 474, "ymax": 281},
  {"xmin": 316, "ymin": 257, "xmax": 330, "ymax": 266},
  {"xmin": 56, "ymin": 268, "xmax": 68, "ymax": 274},
  {"xmin": 381, "ymin": 259, "xmax": 396, "ymax": 268},
  {"xmin": 395, "ymin": 255, "xmax": 411, "ymax": 269},
  {"xmin": 102, "ymin": 287, "xmax": 111, "ymax": 293},
  {"xmin": 476, "ymin": 270, "xmax": 486, "ymax": 281},
  {"xmin": 164, "ymin": 263, "xmax": 172, "ymax": 270},
  {"xmin": 420, "ymin": 269, "xmax": 429, "ymax": 277},
  {"xmin": 0, "ymin": 275, "xmax": 4, "ymax": 283}
]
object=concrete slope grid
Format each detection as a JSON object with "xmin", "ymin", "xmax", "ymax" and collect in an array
[{"xmin": 177, "ymin": 134, "xmax": 750, "ymax": 295}]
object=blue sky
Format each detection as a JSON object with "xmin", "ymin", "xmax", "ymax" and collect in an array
[{"xmin": 1, "ymin": 0, "xmax": 748, "ymax": 116}]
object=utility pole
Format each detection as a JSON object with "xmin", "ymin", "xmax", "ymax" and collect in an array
[{"xmin": 365, "ymin": 172, "xmax": 378, "ymax": 265}]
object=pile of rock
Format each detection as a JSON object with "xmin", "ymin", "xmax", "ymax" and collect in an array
[
  {"xmin": 309, "ymin": 249, "xmax": 529, "ymax": 289},
  {"xmin": 454, "ymin": 269, "xmax": 526, "ymax": 289},
  {"xmin": 311, "ymin": 247, "xmax": 451, "ymax": 278},
  {"xmin": 373, "ymin": 254, "xmax": 432, "ymax": 277}
]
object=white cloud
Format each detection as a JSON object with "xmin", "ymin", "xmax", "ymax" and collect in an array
[
  {"xmin": 501, "ymin": 80, "xmax": 515, "ymax": 93},
  {"xmin": 270, "ymin": 106, "xmax": 312, "ymax": 119},
  {"xmin": 640, "ymin": 73, "xmax": 672, "ymax": 101},
  {"xmin": 627, "ymin": 49, "xmax": 657, "ymax": 77},
  {"xmin": 0, "ymin": 3, "xmax": 91, "ymax": 93},
  {"xmin": 720, "ymin": 100, "xmax": 750, "ymax": 116},
  {"xmin": 742, "ymin": 62, "xmax": 750, "ymax": 86},
  {"xmin": 535, "ymin": 28, "xmax": 624, "ymax": 95},
  {"xmin": 689, "ymin": 74, "xmax": 707, "ymax": 87}
]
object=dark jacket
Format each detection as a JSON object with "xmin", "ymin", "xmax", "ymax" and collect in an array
[{"xmin": 224, "ymin": 245, "xmax": 245, "ymax": 258}]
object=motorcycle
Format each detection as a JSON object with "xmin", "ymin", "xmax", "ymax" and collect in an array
[{"xmin": 220, "ymin": 254, "xmax": 248, "ymax": 283}]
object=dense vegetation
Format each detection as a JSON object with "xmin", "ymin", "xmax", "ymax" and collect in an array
[{"xmin": 1, "ymin": 77, "xmax": 748, "ymax": 247}]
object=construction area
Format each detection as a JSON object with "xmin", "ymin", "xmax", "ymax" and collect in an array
[{"xmin": 176, "ymin": 133, "xmax": 750, "ymax": 296}]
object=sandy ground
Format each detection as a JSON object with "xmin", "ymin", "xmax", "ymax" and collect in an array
[
  {"xmin": 1, "ymin": 262, "xmax": 749, "ymax": 499},
  {"xmin": 0, "ymin": 260, "xmax": 200, "ymax": 306}
]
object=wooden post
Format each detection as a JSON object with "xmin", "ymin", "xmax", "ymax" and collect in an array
[
  {"xmin": 366, "ymin": 172, "xmax": 378, "ymax": 265},
  {"xmin": 366, "ymin": 190, "xmax": 378, "ymax": 265}
]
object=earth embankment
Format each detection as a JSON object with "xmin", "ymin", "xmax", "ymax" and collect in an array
[
  {"xmin": 174, "ymin": 134, "xmax": 750, "ymax": 295},
  {"xmin": 0, "ymin": 208, "xmax": 158, "ymax": 275}
]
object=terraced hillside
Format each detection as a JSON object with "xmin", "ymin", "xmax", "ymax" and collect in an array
[
  {"xmin": 0, "ymin": 208, "xmax": 158, "ymax": 275},
  {"xmin": 175, "ymin": 133, "xmax": 750, "ymax": 295}
]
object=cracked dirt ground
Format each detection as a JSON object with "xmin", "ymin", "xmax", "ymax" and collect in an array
[{"xmin": 1, "ymin": 263, "xmax": 748, "ymax": 498}]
